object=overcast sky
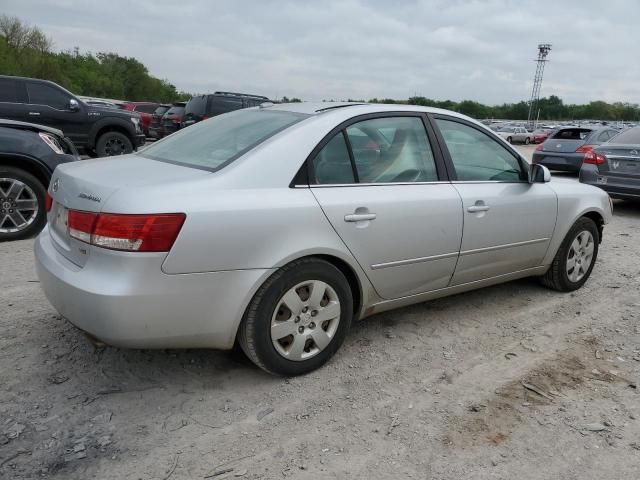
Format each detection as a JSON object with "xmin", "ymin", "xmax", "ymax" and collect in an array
[{"xmin": 4, "ymin": 0, "xmax": 639, "ymax": 104}]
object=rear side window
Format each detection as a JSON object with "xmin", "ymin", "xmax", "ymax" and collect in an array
[
  {"xmin": 608, "ymin": 127, "xmax": 640, "ymax": 144},
  {"xmin": 312, "ymin": 133, "xmax": 355, "ymax": 184},
  {"xmin": 141, "ymin": 109, "xmax": 307, "ymax": 171},
  {"xmin": 0, "ymin": 78, "xmax": 22, "ymax": 102},
  {"xmin": 27, "ymin": 83, "xmax": 71, "ymax": 109},
  {"xmin": 208, "ymin": 96, "xmax": 243, "ymax": 116},
  {"xmin": 185, "ymin": 96, "xmax": 207, "ymax": 115},
  {"xmin": 436, "ymin": 119, "xmax": 525, "ymax": 182},
  {"xmin": 551, "ymin": 128, "xmax": 592, "ymax": 140}
]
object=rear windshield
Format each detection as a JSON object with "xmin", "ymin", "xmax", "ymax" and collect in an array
[
  {"xmin": 140, "ymin": 109, "xmax": 309, "ymax": 171},
  {"xmin": 153, "ymin": 106, "xmax": 170, "ymax": 116},
  {"xmin": 608, "ymin": 127, "xmax": 640, "ymax": 144},
  {"xmin": 165, "ymin": 106, "xmax": 184, "ymax": 116},
  {"xmin": 185, "ymin": 96, "xmax": 207, "ymax": 115},
  {"xmin": 551, "ymin": 128, "xmax": 592, "ymax": 140}
]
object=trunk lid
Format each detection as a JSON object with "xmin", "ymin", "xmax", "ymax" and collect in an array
[
  {"xmin": 597, "ymin": 144, "xmax": 640, "ymax": 176},
  {"xmin": 541, "ymin": 139, "xmax": 585, "ymax": 153},
  {"xmin": 48, "ymin": 155, "xmax": 209, "ymax": 267}
]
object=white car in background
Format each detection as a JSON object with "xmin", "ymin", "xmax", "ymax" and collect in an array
[{"xmin": 496, "ymin": 126, "xmax": 532, "ymax": 144}]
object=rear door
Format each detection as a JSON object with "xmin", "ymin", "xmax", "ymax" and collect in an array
[
  {"xmin": 432, "ymin": 115, "xmax": 557, "ymax": 286},
  {"xmin": 309, "ymin": 113, "xmax": 463, "ymax": 300},
  {"xmin": 25, "ymin": 81, "xmax": 88, "ymax": 144},
  {"xmin": 0, "ymin": 77, "xmax": 30, "ymax": 122}
]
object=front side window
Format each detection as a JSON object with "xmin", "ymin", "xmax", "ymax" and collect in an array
[
  {"xmin": 26, "ymin": 83, "xmax": 71, "ymax": 109},
  {"xmin": 436, "ymin": 119, "xmax": 525, "ymax": 182},
  {"xmin": 141, "ymin": 109, "xmax": 308, "ymax": 171}
]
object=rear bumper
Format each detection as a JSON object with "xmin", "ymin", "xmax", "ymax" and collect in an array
[
  {"xmin": 34, "ymin": 226, "xmax": 273, "ymax": 349},
  {"xmin": 579, "ymin": 164, "xmax": 640, "ymax": 199},
  {"xmin": 532, "ymin": 152, "xmax": 583, "ymax": 172}
]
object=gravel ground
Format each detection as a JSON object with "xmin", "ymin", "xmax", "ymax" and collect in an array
[{"xmin": 1, "ymin": 149, "xmax": 640, "ymax": 479}]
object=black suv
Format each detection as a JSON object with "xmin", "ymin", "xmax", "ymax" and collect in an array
[
  {"xmin": 0, "ymin": 75, "xmax": 146, "ymax": 157},
  {"xmin": 181, "ymin": 92, "xmax": 270, "ymax": 128},
  {"xmin": 0, "ymin": 119, "xmax": 79, "ymax": 241}
]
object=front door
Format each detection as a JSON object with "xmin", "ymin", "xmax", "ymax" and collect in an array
[
  {"xmin": 309, "ymin": 114, "xmax": 463, "ymax": 300},
  {"xmin": 25, "ymin": 81, "xmax": 88, "ymax": 145},
  {"xmin": 433, "ymin": 116, "xmax": 557, "ymax": 285}
]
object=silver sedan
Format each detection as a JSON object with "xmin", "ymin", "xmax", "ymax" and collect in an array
[{"xmin": 35, "ymin": 103, "xmax": 613, "ymax": 375}]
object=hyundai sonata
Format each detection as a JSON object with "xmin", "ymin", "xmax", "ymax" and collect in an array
[{"xmin": 35, "ymin": 103, "xmax": 612, "ymax": 375}]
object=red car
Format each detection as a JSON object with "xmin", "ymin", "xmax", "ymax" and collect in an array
[
  {"xmin": 120, "ymin": 102, "xmax": 159, "ymax": 136},
  {"xmin": 532, "ymin": 128, "xmax": 554, "ymax": 144}
]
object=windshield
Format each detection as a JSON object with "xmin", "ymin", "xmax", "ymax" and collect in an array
[
  {"xmin": 140, "ymin": 109, "xmax": 309, "ymax": 171},
  {"xmin": 551, "ymin": 128, "xmax": 592, "ymax": 140},
  {"xmin": 609, "ymin": 127, "xmax": 640, "ymax": 144}
]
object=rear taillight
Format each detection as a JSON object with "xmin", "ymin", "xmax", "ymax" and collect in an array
[
  {"xmin": 45, "ymin": 192, "xmax": 53, "ymax": 212},
  {"xmin": 576, "ymin": 145, "xmax": 595, "ymax": 154},
  {"xmin": 583, "ymin": 151, "xmax": 607, "ymax": 165},
  {"xmin": 68, "ymin": 211, "xmax": 185, "ymax": 252},
  {"xmin": 535, "ymin": 142, "xmax": 544, "ymax": 151}
]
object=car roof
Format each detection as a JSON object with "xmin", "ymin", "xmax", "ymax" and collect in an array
[
  {"xmin": 262, "ymin": 102, "xmax": 476, "ymax": 122},
  {"xmin": 0, "ymin": 118, "xmax": 64, "ymax": 137}
]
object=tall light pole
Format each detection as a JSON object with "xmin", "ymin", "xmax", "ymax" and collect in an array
[{"xmin": 527, "ymin": 43, "xmax": 551, "ymax": 128}]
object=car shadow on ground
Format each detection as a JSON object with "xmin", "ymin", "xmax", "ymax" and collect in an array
[{"xmin": 48, "ymin": 276, "xmax": 547, "ymax": 389}]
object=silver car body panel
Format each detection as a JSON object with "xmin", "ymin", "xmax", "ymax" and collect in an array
[{"xmin": 35, "ymin": 103, "xmax": 613, "ymax": 349}]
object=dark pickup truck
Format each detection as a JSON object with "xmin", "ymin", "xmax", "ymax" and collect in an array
[{"xmin": 0, "ymin": 75, "xmax": 145, "ymax": 157}]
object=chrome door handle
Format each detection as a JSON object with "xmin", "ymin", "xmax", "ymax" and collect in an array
[
  {"xmin": 467, "ymin": 205, "xmax": 490, "ymax": 213},
  {"xmin": 28, "ymin": 112, "xmax": 41, "ymax": 116},
  {"xmin": 344, "ymin": 213, "xmax": 377, "ymax": 222}
]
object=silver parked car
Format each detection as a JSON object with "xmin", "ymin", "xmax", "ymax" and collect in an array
[
  {"xmin": 35, "ymin": 103, "xmax": 612, "ymax": 376},
  {"xmin": 496, "ymin": 126, "xmax": 532, "ymax": 144}
]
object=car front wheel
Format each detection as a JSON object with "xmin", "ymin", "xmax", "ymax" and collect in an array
[
  {"xmin": 238, "ymin": 258, "xmax": 353, "ymax": 376},
  {"xmin": 0, "ymin": 167, "xmax": 46, "ymax": 241},
  {"xmin": 540, "ymin": 217, "xmax": 599, "ymax": 291}
]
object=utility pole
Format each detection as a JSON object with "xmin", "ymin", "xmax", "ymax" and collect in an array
[{"xmin": 527, "ymin": 43, "xmax": 551, "ymax": 129}]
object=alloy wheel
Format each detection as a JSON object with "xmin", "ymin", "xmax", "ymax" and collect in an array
[
  {"xmin": 270, "ymin": 280, "xmax": 341, "ymax": 361},
  {"xmin": 566, "ymin": 230, "xmax": 595, "ymax": 282},
  {"xmin": 104, "ymin": 137, "xmax": 126, "ymax": 155},
  {"xmin": 0, "ymin": 178, "xmax": 39, "ymax": 234}
]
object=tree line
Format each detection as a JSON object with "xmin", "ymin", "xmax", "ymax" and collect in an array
[
  {"xmin": 0, "ymin": 15, "xmax": 188, "ymax": 103},
  {"xmin": 1, "ymin": 15, "xmax": 638, "ymax": 120}
]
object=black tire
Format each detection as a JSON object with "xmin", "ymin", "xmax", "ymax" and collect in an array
[
  {"xmin": 525, "ymin": 137, "xmax": 531, "ymax": 145},
  {"xmin": 0, "ymin": 166, "xmax": 47, "ymax": 241},
  {"xmin": 84, "ymin": 148, "xmax": 99, "ymax": 158},
  {"xmin": 540, "ymin": 217, "xmax": 599, "ymax": 292},
  {"xmin": 506, "ymin": 136, "xmax": 512, "ymax": 144},
  {"xmin": 95, "ymin": 131, "xmax": 133, "ymax": 157},
  {"xmin": 238, "ymin": 257, "xmax": 354, "ymax": 376}
]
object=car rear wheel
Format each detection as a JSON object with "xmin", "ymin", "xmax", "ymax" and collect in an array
[
  {"xmin": 540, "ymin": 217, "xmax": 599, "ymax": 292},
  {"xmin": 238, "ymin": 257, "xmax": 353, "ymax": 376},
  {"xmin": 0, "ymin": 167, "xmax": 46, "ymax": 241},
  {"xmin": 96, "ymin": 132, "xmax": 133, "ymax": 157},
  {"xmin": 525, "ymin": 137, "xmax": 531, "ymax": 145},
  {"xmin": 506, "ymin": 136, "xmax": 513, "ymax": 144}
]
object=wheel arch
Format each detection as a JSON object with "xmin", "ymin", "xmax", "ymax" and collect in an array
[
  {"xmin": 581, "ymin": 210, "xmax": 604, "ymax": 243},
  {"xmin": 0, "ymin": 154, "xmax": 51, "ymax": 188},
  {"xmin": 88, "ymin": 118, "xmax": 136, "ymax": 149}
]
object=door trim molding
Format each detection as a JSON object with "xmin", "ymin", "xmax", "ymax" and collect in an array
[
  {"xmin": 371, "ymin": 251, "xmax": 459, "ymax": 270},
  {"xmin": 460, "ymin": 237, "xmax": 549, "ymax": 256}
]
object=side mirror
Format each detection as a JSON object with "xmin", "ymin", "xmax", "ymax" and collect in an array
[
  {"xmin": 68, "ymin": 99, "xmax": 80, "ymax": 112},
  {"xmin": 530, "ymin": 164, "xmax": 551, "ymax": 183}
]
